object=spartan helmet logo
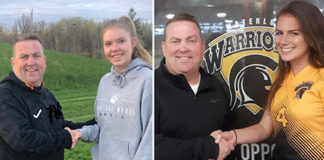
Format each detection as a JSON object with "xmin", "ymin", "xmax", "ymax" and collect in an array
[
  {"xmin": 229, "ymin": 55, "xmax": 277, "ymax": 114},
  {"xmin": 295, "ymin": 82, "xmax": 313, "ymax": 99}
]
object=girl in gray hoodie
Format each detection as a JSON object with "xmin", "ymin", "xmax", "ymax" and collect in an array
[{"xmin": 75, "ymin": 16, "xmax": 152, "ymax": 160}]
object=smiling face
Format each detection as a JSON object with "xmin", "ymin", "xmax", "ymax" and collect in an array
[
  {"xmin": 162, "ymin": 20, "xmax": 205, "ymax": 76},
  {"xmin": 11, "ymin": 40, "xmax": 46, "ymax": 87},
  {"xmin": 103, "ymin": 26, "xmax": 137, "ymax": 73},
  {"xmin": 275, "ymin": 13, "xmax": 310, "ymax": 67}
]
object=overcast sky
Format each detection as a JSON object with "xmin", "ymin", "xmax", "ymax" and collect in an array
[{"xmin": 0, "ymin": 0, "xmax": 152, "ymax": 28}]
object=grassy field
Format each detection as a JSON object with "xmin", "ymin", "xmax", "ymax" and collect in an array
[
  {"xmin": 0, "ymin": 42, "xmax": 111, "ymax": 159},
  {"xmin": 55, "ymin": 87, "xmax": 98, "ymax": 160}
]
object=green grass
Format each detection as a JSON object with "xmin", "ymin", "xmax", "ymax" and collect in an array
[
  {"xmin": 0, "ymin": 42, "xmax": 111, "ymax": 159},
  {"xmin": 0, "ymin": 43, "xmax": 12, "ymax": 78},
  {"xmin": 54, "ymin": 87, "xmax": 98, "ymax": 160}
]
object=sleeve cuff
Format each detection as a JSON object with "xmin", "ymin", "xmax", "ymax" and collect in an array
[
  {"xmin": 62, "ymin": 129, "xmax": 72, "ymax": 149},
  {"xmin": 78, "ymin": 127, "xmax": 87, "ymax": 140},
  {"xmin": 207, "ymin": 136, "xmax": 219, "ymax": 159}
]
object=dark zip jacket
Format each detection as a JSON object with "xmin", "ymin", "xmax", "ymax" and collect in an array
[
  {"xmin": 0, "ymin": 71, "xmax": 95, "ymax": 160},
  {"xmin": 155, "ymin": 59, "xmax": 230, "ymax": 160}
]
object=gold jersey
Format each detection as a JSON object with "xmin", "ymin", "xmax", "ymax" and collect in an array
[{"xmin": 271, "ymin": 65, "xmax": 324, "ymax": 160}]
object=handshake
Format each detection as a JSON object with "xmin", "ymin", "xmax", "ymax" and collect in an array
[
  {"xmin": 63, "ymin": 127, "xmax": 238, "ymax": 159},
  {"xmin": 64, "ymin": 127, "xmax": 83, "ymax": 149},
  {"xmin": 210, "ymin": 130, "xmax": 237, "ymax": 160}
]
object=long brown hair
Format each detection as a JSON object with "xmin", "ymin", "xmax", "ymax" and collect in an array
[
  {"xmin": 267, "ymin": 0, "xmax": 324, "ymax": 109},
  {"xmin": 102, "ymin": 16, "xmax": 152, "ymax": 66}
]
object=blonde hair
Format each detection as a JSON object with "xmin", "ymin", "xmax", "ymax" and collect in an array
[{"xmin": 102, "ymin": 16, "xmax": 152, "ymax": 66}]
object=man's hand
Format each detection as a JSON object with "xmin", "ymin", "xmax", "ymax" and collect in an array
[
  {"xmin": 64, "ymin": 127, "xmax": 82, "ymax": 149},
  {"xmin": 210, "ymin": 130, "xmax": 236, "ymax": 160},
  {"xmin": 216, "ymin": 138, "xmax": 235, "ymax": 160}
]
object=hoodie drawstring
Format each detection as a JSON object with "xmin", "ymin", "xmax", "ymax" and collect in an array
[{"xmin": 113, "ymin": 74, "xmax": 127, "ymax": 88}]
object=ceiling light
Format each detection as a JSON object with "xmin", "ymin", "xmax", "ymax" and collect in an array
[
  {"xmin": 217, "ymin": 13, "xmax": 227, "ymax": 18},
  {"xmin": 166, "ymin": 14, "xmax": 175, "ymax": 19},
  {"xmin": 224, "ymin": 19, "xmax": 233, "ymax": 23}
]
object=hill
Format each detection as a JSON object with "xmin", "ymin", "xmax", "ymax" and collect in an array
[{"xmin": 0, "ymin": 42, "xmax": 110, "ymax": 91}]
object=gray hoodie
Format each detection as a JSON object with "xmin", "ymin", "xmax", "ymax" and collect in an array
[{"xmin": 79, "ymin": 58, "xmax": 152, "ymax": 160}]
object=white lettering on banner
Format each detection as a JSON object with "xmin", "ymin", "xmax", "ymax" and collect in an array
[
  {"xmin": 270, "ymin": 19, "xmax": 276, "ymax": 26},
  {"xmin": 241, "ymin": 143, "xmax": 275, "ymax": 160},
  {"xmin": 261, "ymin": 143, "xmax": 270, "ymax": 157},
  {"xmin": 263, "ymin": 18, "xmax": 267, "ymax": 25},
  {"xmin": 256, "ymin": 18, "xmax": 260, "ymax": 24},
  {"xmin": 251, "ymin": 144, "xmax": 260, "ymax": 159},
  {"xmin": 246, "ymin": 18, "xmax": 274, "ymax": 26}
]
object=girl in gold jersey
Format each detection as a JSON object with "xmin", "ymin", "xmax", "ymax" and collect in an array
[{"xmin": 213, "ymin": 1, "xmax": 324, "ymax": 159}]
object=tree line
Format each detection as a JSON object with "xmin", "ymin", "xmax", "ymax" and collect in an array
[{"xmin": 0, "ymin": 8, "xmax": 152, "ymax": 59}]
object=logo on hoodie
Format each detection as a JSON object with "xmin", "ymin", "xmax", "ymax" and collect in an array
[{"xmin": 110, "ymin": 95, "xmax": 118, "ymax": 104}]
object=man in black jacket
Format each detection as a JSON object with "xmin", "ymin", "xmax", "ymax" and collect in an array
[
  {"xmin": 155, "ymin": 13, "xmax": 235, "ymax": 160},
  {"xmin": 0, "ymin": 34, "xmax": 95, "ymax": 160}
]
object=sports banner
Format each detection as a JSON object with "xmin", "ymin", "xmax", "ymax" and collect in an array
[{"xmin": 203, "ymin": 21, "xmax": 278, "ymax": 160}]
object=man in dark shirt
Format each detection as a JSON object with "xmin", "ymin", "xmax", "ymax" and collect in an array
[
  {"xmin": 155, "ymin": 13, "xmax": 234, "ymax": 160},
  {"xmin": 0, "ymin": 34, "xmax": 94, "ymax": 160}
]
